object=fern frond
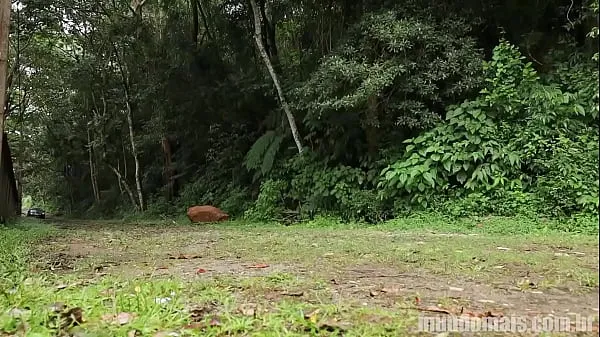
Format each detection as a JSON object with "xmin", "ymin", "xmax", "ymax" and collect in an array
[
  {"xmin": 244, "ymin": 131, "xmax": 282, "ymax": 176},
  {"xmin": 261, "ymin": 135, "xmax": 283, "ymax": 175}
]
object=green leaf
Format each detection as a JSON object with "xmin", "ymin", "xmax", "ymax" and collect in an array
[
  {"xmin": 399, "ymin": 173, "xmax": 408, "ymax": 185},
  {"xmin": 385, "ymin": 170, "xmax": 396, "ymax": 181},
  {"xmin": 443, "ymin": 160, "xmax": 452, "ymax": 172},
  {"xmin": 423, "ymin": 171, "xmax": 435, "ymax": 187},
  {"xmin": 457, "ymin": 172, "xmax": 467, "ymax": 184},
  {"xmin": 413, "ymin": 136, "xmax": 426, "ymax": 144}
]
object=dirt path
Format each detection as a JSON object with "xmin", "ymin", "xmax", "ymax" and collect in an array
[{"xmin": 28, "ymin": 220, "xmax": 599, "ymax": 335}]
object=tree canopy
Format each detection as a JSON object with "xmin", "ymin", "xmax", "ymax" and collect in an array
[{"xmin": 5, "ymin": 0, "xmax": 599, "ymax": 220}]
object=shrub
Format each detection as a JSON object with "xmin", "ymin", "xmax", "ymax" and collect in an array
[{"xmin": 380, "ymin": 40, "xmax": 599, "ymax": 217}]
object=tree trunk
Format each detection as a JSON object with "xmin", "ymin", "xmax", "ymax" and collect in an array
[
  {"xmin": 112, "ymin": 42, "xmax": 145, "ymax": 211},
  {"xmin": 191, "ymin": 0, "xmax": 199, "ymax": 45},
  {"xmin": 249, "ymin": 0, "xmax": 304, "ymax": 154},
  {"xmin": 0, "ymin": 0, "xmax": 10, "ymax": 169},
  {"xmin": 107, "ymin": 162, "xmax": 138, "ymax": 208},
  {"xmin": 117, "ymin": 160, "xmax": 124, "ymax": 194},
  {"xmin": 365, "ymin": 95, "xmax": 379, "ymax": 157},
  {"xmin": 197, "ymin": 0, "xmax": 212, "ymax": 41},
  {"xmin": 258, "ymin": 0, "xmax": 278, "ymax": 64},
  {"xmin": 161, "ymin": 136, "xmax": 174, "ymax": 200},
  {"xmin": 86, "ymin": 127, "xmax": 100, "ymax": 203}
]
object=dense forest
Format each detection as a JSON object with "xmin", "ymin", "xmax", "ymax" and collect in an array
[{"xmin": 4, "ymin": 0, "xmax": 599, "ymax": 221}]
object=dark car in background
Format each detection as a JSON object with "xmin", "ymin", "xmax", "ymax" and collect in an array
[{"xmin": 26, "ymin": 208, "xmax": 46, "ymax": 219}]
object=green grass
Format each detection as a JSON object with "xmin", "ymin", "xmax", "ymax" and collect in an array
[{"xmin": 1, "ymin": 215, "xmax": 598, "ymax": 336}]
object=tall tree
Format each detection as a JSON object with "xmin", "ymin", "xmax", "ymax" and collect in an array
[
  {"xmin": 249, "ymin": 0, "xmax": 303, "ymax": 154},
  {"xmin": 0, "ymin": 0, "xmax": 10, "ymax": 168}
]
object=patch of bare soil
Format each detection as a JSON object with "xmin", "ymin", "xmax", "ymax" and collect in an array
[
  {"xmin": 332, "ymin": 266, "xmax": 599, "ymax": 318},
  {"xmin": 110, "ymin": 258, "xmax": 297, "ymax": 279},
  {"xmin": 39, "ymin": 223, "xmax": 599, "ymax": 322}
]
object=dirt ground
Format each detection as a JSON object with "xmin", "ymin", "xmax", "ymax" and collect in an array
[{"xmin": 31, "ymin": 220, "xmax": 600, "ymax": 335}]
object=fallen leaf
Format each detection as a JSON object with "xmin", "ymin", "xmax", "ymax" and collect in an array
[
  {"xmin": 315, "ymin": 320, "xmax": 352, "ymax": 333},
  {"xmin": 100, "ymin": 289, "xmax": 115, "ymax": 296},
  {"xmin": 189, "ymin": 303, "xmax": 218, "ymax": 322},
  {"xmin": 48, "ymin": 302, "xmax": 67, "ymax": 313},
  {"xmin": 282, "ymin": 291, "xmax": 304, "ymax": 297},
  {"xmin": 169, "ymin": 254, "xmax": 201, "ymax": 260},
  {"xmin": 101, "ymin": 312, "xmax": 137, "ymax": 325},
  {"xmin": 183, "ymin": 317, "xmax": 221, "ymax": 330},
  {"xmin": 238, "ymin": 304, "xmax": 257, "ymax": 317},
  {"xmin": 116, "ymin": 312, "xmax": 135, "ymax": 325},
  {"xmin": 304, "ymin": 308, "xmax": 320, "ymax": 324},
  {"xmin": 380, "ymin": 287, "xmax": 400, "ymax": 294},
  {"xmin": 417, "ymin": 306, "xmax": 453, "ymax": 315},
  {"xmin": 477, "ymin": 299, "xmax": 496, "ymax": 304},
  {"xmin": 196, "ymin": 268, "xmax": 207, "ymax": 274},
  {"xmin": 183, "ymin": 322, "xmax": 204, "ymax": 330},
  {"xmin": 128, "ymin": 330, "xmax": 141, "ymax": 337},
  {"xmin": 247, "ymin": 263, "xmax": 269, "ymax": 269},
  {"xmin": 61, "ymin": 307, "xmax": 84, "ymax": 328}
]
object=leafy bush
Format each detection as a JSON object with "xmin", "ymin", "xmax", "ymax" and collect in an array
[
  {"xmin": 292, "ymin": 9, "xmax": 483, "ymax": 161},
  {"xmin": 218, "ymin": 186, "xmax": 253, "ymax": 217},
  {"xmin": 380, "ymin": 40, "xmax": 599, "ymax": 216},
  {"xmin": 244, "ymin": 179, "xmax": 288, "ymax": 221},
  {"xmin": 286, "ymin": 153, "xmax": 388, "ymax": 222},
  {"xmin": 244, "ymin": 151, "xmax": 389, "ymax": 222}
]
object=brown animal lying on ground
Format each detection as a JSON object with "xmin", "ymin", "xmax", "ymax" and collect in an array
[{"xmin": 186, "ymin": 205, "xmax": 229, "ymax": 223}]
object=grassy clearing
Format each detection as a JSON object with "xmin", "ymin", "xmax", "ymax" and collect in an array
[{"xmin": 1, "ymin": 216, "xmax": 598, "ymax": 336}]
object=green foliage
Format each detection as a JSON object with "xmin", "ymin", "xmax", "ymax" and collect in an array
[
  {"xmin": 244, "ymin": 131, "xmax": 283, "ymax": 180},
  {"xmin": 286, "ymin": 153, "xmax": 388, "ymax": 222},
  {"xmin": 11, "ymin": 0, "xmax": 600, "ymax": 223},
  {"xmin": 532, "ymin": 133, "xmax": 599, "ymax": 215},
  {"xmin": 0, "ymin": 222, "xmax": 53, "ymax": 288},
  {"xmin": 293, "ymin": 9, "xmax": 483, "ymax": 161},
  {"xmin": 218, "ymin": 187, "xmax": 253, "ymax": 218},
  {"xmin": 431, "ymin": 190, "xmax": 540, "ymax": 218},
  {"xmin": 380, "ymin": 41, "xmax": 599, "ymax": 216},
  {"xmin": 244, "ymin": 180, "xmax": 288, "ymax": 221},
  {"xmin": 589, "ymin": 0, "xmax": 599, "ymax": 61}
]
